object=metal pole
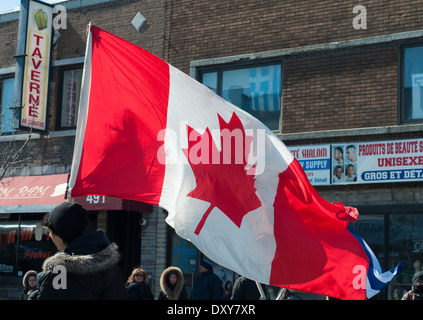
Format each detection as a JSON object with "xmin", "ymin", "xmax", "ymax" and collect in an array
[
  {"xmin": 12, "ymin": 0, "xmax": 29, "ymax": 129},
  {"xmin": 255, "ymin": 281, "xmax": 267, "ymax": 300}
]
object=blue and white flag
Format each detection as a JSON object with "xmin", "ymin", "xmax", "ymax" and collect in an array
[
  {"xmin": 249, "ymin": 66, "xmax": 281, "ymax": 112},
  {"xmin": 348, "ymin": 226, "xmax": 404, "ymax": 299}
]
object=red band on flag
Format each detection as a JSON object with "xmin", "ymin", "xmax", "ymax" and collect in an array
[
  {"xmin": 271, "ymin": 158, "xmax": 368, "ymax": 300},
  {"xmin": 71, "ymin": 26, "xmax": 169, "ymax": 204}
]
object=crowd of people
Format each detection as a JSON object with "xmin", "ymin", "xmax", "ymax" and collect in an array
[{"xmin": 20, "ymin": 202, "xmax": 423, "ymax": 300}]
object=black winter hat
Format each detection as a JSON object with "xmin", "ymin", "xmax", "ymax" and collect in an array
[
  {"xmin": 48, "ymin": 202, "xmax": 88, "ymax": 244},
  {"xmin": 200, "ymin": 259, "xmax": 213, "ymax": 271}
]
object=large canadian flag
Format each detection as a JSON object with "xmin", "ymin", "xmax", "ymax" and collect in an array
[{"xmin": 69, "ymin": 25, "xmax": 402, "ymax": 300}]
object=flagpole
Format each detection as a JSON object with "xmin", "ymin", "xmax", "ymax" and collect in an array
[{"xmin": 255, "ymin": 281, "xmax": 267, "ymax": 300}]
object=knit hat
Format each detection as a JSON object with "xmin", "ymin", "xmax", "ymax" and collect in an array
[
  {"xmin": 47, "ymin": 202, "xmax": 88, "ymax": 244},
  {"xmin": 412, "ymin": 271, "xmax": 423, "ymax": 284},
  {"xmin": 200, "ymin": 259, "xmax": 213, "ymax": 271}
]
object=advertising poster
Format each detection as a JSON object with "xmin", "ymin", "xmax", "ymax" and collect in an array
[
  {"xmin": 289, "ymin": 138, "xmax": 423, "ymax": 186},
  {"xmin": 288, "ymin": 145, "xmax": 331, "ymax": 186},
  {"xmin": 355, "ymin": 138, "xmax": 423, "ymax": 184}
]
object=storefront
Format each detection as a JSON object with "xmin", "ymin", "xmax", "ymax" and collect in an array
[
  {"xmin": 288, "ymin": 138, "xmax": 423, "ymax": 300},
  {"xmin": 0, "ymin": 174, "xmax": 152, "ymax": 298},
  {"xmin": 0, "ymin": 174, "xmax": 69, "ymax": 276},
  {"xmin": 350, "ymin": 204, "xmax": 423, "ymax": 300}
]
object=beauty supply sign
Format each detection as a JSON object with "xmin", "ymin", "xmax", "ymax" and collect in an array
[
  {"xmin": 288, "ymin": 138, "xmax": 423, "ymax": 186},
  {"xmin": 355, "ymin": 138, "xmax": 423, "ymax": 184},
  {"xmin": 288, "ymin": 145, "xmax": 331, "ymax": 186},
  {"xmin": 21, "ymin": 0, "xmax": 53, "ymax": 131}
]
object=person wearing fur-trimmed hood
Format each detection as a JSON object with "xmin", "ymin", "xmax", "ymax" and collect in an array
[
  {"xmin": 158, "ymin": 266, "xmax": 187, "ymax": 300},
  {"xmin": 36, "ymin": 202, "xmax": 128, "ymax": 300},
  {"xmin": 21, "ymin": 270, "xmax": 37, "ymax": 300}
]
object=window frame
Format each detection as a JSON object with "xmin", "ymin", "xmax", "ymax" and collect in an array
[
  {"xmin": 399, "ymin": 43, "xmax": 423, "ymax": 124},
  {"xmin": 56, "ymin": 64, "xmax": 83, "ymax": 130},
  {"xmin": 0, "ymin": 75, "xmax": 17, "ymax": 135},
  {"xmin": 197, "ymin": 59, "xmax": 283, "ymax": 132}
]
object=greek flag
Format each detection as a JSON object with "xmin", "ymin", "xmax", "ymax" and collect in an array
[
  {"xmin": 348, "ymin": 226, "xmax": 404, "ymax": 299},
  {"xmin": 249, "ymin": 66, "xmax": 281, "ymax": 112}
]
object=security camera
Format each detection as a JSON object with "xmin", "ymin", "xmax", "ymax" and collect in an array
[{"xmin": 139, "ymin": 218, "xmax": 147, "ymax": 226}]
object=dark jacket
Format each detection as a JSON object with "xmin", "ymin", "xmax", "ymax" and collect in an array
[
  {"xmin": 158, "ymin": 266, "xmax": 187, "ymax": 300},
  {"xmin": 190, "ymin": 268, "xmax": 222, "ymax": 300},
  {"xmin": 36, "ymin": 230, "xmax": 128, "ymax": 300},
  {"xmin": 126, "ymin": 281, "xmax": 154, "ymax": 300},
  {"xmin": 231, "ymin": 277, "xmax": 267, "ymax": 300}
]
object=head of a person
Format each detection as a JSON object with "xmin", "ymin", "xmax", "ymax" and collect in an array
[
  {"xmin": 129, "ymin": 268, "xmax": 148, "ymax": 284},
  {"xmin": 334, "ymin": 147, "xmax": 343, "ymax": 161},
  {"xmin": 412, "ymin": 271, "xmax": 423, "ymax": 295},
  {"xmin": 334, "ymin": 165, "xmax": 343, "ymax": 179},
  {"xmin": 346, "ymin": 145, "xmax": 356, "ymax": 161},
  {"xmin": 43, "ymin": 202, "xmax": 88, "ymax": 251},
  {"xmin": 199, "ymin": 259, "xmax": 213, "ymax": 273},
  {"xmin": 346, "ymin": 164, "xmax": 355, "ymax": 177},
  {"xmin": 168, "ymin": 271, "xmax": 178, "ymax": 286},
  {"xmin": 23, "ymin": 270, "xmax": 37, "ymax": 289}
]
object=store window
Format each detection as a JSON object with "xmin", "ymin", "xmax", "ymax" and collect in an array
[
  {"xmin": 349, "ymin": 211, "xmax": 423, "ymax": 300},
  {"xmin": 58, "ymin": 67, "xmax": 83, "ymax": 129},
  {"xmin": 0, "ymin": 213, "xmax": 57, "ymax": 276},
  {"xmin": 389, "ymin": 214, "xmax": 423, "ymax": 299},
  {"xmin": 199, "ymin": 63, "xmax": 282, "ymax": 131},
  {"xmin": 401, "ymin": 44, "xmax": 423, "ymax": 122},
  {"xmin": 349, "ymin": 215, "xmax": 386, "ymax": 299},
  {"xmin": 1, "ymin": 77, "xmax": 16, "ymax": 134},
  {"xmin": 169, "ymin": 231, "xmax": 236, "ymax": 298}
]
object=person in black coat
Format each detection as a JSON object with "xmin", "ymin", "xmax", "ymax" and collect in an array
[
  {"xmin": 189, "ymin": 259, "xmax": 222, "ymax": 300},
  {"xmin": 36, "ymin": 202, "xmax": 128, "ymax": 300},
  {"xmin": 231, "ymin": 276, "xmax": 268, "ymax": 300},
  {"xmin": 21, "ymin": 270, "xmax": 37, "ymax": 300},
  {"xmin": 158, "ymin": 266, "xmax": 187, "ymax": 300},
  {"xmin": 126, "ymin": 267, "xmax": 154, "ymax": 300}
]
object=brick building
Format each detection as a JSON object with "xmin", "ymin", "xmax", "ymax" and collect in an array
[
  {"xmin": 1, "ymin": 0, "xmax": 422, "ymax": 300},
  {"xmin": 165, "ymin": 0, "xmax": 423, "ymax": 300},
  {"xmin": 0, "ymin": 0, "xmax": 168, "ymax": 300}
]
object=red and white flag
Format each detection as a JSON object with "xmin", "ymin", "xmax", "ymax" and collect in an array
[{"xmin": 69, "ymin": 25, "xmax": 398, "ymax": 300}]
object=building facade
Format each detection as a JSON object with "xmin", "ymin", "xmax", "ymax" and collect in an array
[
  {"xmin": 0, "ymin": 0, "xmax": 166, "ymax": 299},
  {"xmin": 164, "ymin": 0, "xmax": 423, "ymax": 300},
  {"xmin": 1, "ymin": 0, "xmax": 422, "ymax": 300}
]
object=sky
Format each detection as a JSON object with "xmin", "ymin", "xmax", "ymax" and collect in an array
[
  {"xmin": 0, "ymin": 0, "xmax": 20, "ymax": 13},
  {"xmin": 0, "ymin": 0, "xmax": 60, "ymax": 13}
]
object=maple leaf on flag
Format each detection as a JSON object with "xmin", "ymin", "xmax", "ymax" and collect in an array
[{"xmin": 182, "ymin": 112, "xmax": 262, "ymax": 235}]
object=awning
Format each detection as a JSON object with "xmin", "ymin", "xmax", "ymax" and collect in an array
[
  {"xmin": 0, "ymin": 174, "xmax": 69, "ymax": 213},
  {"xmin": 0, "ymin": 174, "xmax": 153, "ymax": 213}
]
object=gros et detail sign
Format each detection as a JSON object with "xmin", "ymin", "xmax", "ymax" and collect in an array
[
  {"xmin": 21, "ymin": 0, "xmax": 53, "ymax": 131},
  {"xmin": 288, "ymin": 138, "xmax": 423, "ymax": 186}
]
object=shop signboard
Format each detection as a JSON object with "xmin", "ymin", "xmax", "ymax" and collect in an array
[
  {"xmin": 20, "ymin": 0, "xmax": 53, "ymax": 131},
  {"xmin": 288, "ymin": 138, "xmax": 423, "ymax": 186},
  {"xmin": 335, "ymin": 138, "xmax": 423, "ymax": 184},
  {"xmin": 287, "ymin": 145, "xmax": 331, "ymax": 186}
]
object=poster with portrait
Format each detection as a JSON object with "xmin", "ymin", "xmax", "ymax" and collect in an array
[
  {"xmin": 289, "ymin": 138, "xmax": 423, "ymax": 186},
  {"xmin": 331, "ymin": 144, "xmax": 358, "ymax": 184}
]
